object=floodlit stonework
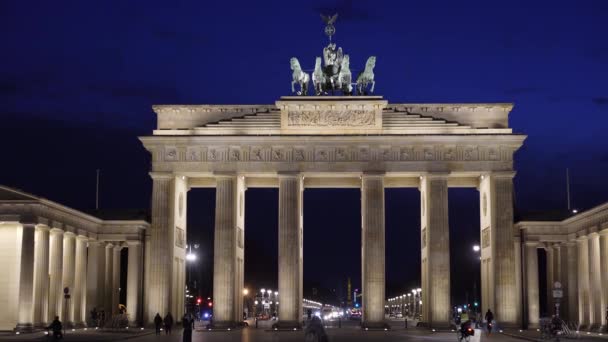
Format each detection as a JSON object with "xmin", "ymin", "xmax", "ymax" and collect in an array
[
  {"xmin": 517, "ymin": 203, "xmax": 608, "ymax": 331},
  {"xmin": 139, "ymin": 96, "xmax": 526, "ymax": 329},
  {"xmin": 0, "ymin": 186, "xmax": 148, "ymax": 331}
]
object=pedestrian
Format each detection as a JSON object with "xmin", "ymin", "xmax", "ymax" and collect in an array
[
  {"xmin": 182, "ymin": 313, "xmax": 193, "ymax": 342},
  {"xmin": 304, "ymin": 316, "xmax": 328, "ymax": 342},
  {"xmin": 100, "ymin": 309, "xmax": 106, "ymax": 327},
  {"xmin": 154, "ymin": 313, "xmax": 163, "ymax": 335},
  {"xmin": 164, "ymin": 312, "xmax": 174, "ymax": 335},
  {"xmin": 46, "ymin": 316, "xmax": 63, "ymax": 340},
  {"xmin": 485, "ymin": 309, "xmax": 494, "ymax": 335}
]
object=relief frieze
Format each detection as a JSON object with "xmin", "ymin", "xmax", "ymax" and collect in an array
[{"xmin": 287, "ymin": 109, "xmax": 375, "ymax": 127}]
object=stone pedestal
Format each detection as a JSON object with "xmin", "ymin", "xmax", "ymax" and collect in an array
[
  {"xmin": 48, "ymin": 229, "xmax": 64, "ymax": 321},
  {"xmin": 127, "ymin": 241, "xmax": 143, "ymax": 326},
  {"xmin": 33, "ymin": 225, "xmax": 50, "ymax": 327},
  {"xmin": 276, "ymin": 174, "xmax": 303, "ymax": 329},
  {"xmin": 525, "ymin": 242, "xmax": 539, "ymax": 327},
  {"xmin": 15, "ymin": 224, "xmax": 36, "ymax": 331},
  {"xmin": 420, "ymin": 174, "xmax": 450, "ymax": 328},
  {"xmin": 73, "ymin": 236, "xmax": 87, "ymax": 326}
]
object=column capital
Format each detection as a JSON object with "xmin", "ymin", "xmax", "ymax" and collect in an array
[
  {"xmin": 149, "ymin": 172, "xmax": 173, "ymax": 180},
  {"xmin": 214, "ymin": 172, "xmax": 238, "ymax": 179},
  {"xmin": 50, "ymin": 227, "xmax": 64, "ymax": 235},
  {"xmin": 126, "ymin": 240, "xmax": 142, "ymax": 246},
  {"xmin": 35, "ymin": 224, "xmax": 50, "ymax": 231},
  {"xmin": 105, "ymin": 242, "xmax": 115, "ymax": 249},
  {"xmin": 64, "ymin": 231, "xmax": 76, "ymax": 238},
  {"xmin": 277, "ymin": 172, "xmax": 301, "ymax": 178},
  {"xmin": 599, "ymin": 228, "xmax": 608, "ymax": 237},
  {"xmin": 576, "ymin": 235, "xmax": 588, "ymax": 242},
  {"xmin": 113, "ymin": 243, "xmax": 124, "ymax": 251},
  {"xmin": 489, "ymin": 171, "xmax": 517, "ymax": 179},
  {"xmin": 87, "ymin": 240, "xmax": 104, "ymax": 246},
  {"xmin": 361, "ymin": 171, "xmax": 385, "ymax": 179},
  {"xmin": 422, "ymin": 172, "xmax": 450, "ymax": 180},
  {"xmin": 525, "ymin": 241, "xmax": 539, "ymax": 247},
  {"xmin": 76, "ymin": 235, "xmax": 89, "ymax": 241},
  {"xmin": 587, "ymin": 231, "xmax": 599, "ymax": 239}
]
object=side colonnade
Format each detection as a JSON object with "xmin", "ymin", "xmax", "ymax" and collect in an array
[
  {"xmin": 0, "ymin": 185, "xmax": 148, "ymax": 331},
  {"xmin": 518, "ymin": 208, "xmax": 608, "ymax": 331}
]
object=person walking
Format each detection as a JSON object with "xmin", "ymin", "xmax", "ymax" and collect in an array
[
  {"xmin": 164, "ymin": 312, "xmax": 174, "ymax": 335},
  {"xmin": 46, "ymin": 316, "xmax": 63, "ymax": 340},
  {"xmin": 182, "ymin": 313, "xmax": 194, "ymax": 342},
  {"xmin": 485, "ymin": 309, "xmax": 494, "ymax": 335},
  {"xmin": 154, "ymin": 313, "xmax": 163, "ymax": 335}
]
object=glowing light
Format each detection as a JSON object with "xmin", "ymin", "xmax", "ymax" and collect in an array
[
  {"xmin": 243, "ymin": 288, "xmax": 249, "ymax": 295},
  {"xmin": 186, "ymin": 253, "xmax": 197, "ymax": 261},
  {"xmin": 473, "ymin": 245, "xmax": 480, "ymax": 252}
]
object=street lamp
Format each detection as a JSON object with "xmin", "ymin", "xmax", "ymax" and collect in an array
[{"xmin": 473, "ymin": 245, "xmax": 480, "ymax": 252}]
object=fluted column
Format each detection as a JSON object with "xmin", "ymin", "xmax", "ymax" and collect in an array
[
  {"xmin": 112, "ymin": 245, "xmax": 122, "ymax": 314},
  {"xmin": 86, "ymin": 241, "xmax": 105, "ymax": 324},
  {"xmin": 577, "ymin": 236, "xmax": 590, "ymax": 326},
  {"xmin": 212, "ymin": 175, "xmax": 239, "ymax": 327},
  {"xmin": 546, "ymin": 246, "xmax": 554, "ymax": 316},
  {"xmin": 525, "ymin": 242, "xmax": 539, "ymax": 327},
  {"xmin": 600, "ymin": 230, "xmax": 608, "ymax": 328},
  {"xmin": 16, "ymin": 224, "xmax": 36, "ymax": 331},
  {"xmin": 277, "ymin": 174, "xmax": 304, "ymax": 329},
  {"xmin": 361, "ymin": 174, "xmax": 386, "ymax": 328},
  {"xmin": 588, "ymin": 232, "xmax": 603, "ymax": 328},
  {"xmin": 73, "ymin": 236, "xmax": 87, "ymax": 326},
  {"xmin": 479, "ymin": 172, "xmax": 519, "ymax": 326},
  {"xmin": 61, "ymin": 232, "xmax": 76, "ymax": 325},
  {"xmin": 126, "ymin": 241, "xmax": 143, "ymax": 326},
  {"xmin": 33, "ymin": 225, "xmax": 50, "ymax": 327},
  {"xmin": 420, "ymin": 173, "xmax": 450, "ymax": 327},
  {"xmin": 565, "ymin": 242, "xmax": 578, "ymax": 323},
  {"xmin": 556, "ymin": 244, "xmax": 570, "ymax": 321},
  {"xmin": 147, "ymin": 173, "xmax": 174, "ymax": 323},
  {"xmin": 48, "ymin": 228, "xmax": 64, "ymax": 321},
  {"xmin": 104, "ymin": 243, "xmax": 114, "ymax": 314}
]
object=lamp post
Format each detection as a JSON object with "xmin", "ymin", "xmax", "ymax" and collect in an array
[
  {"xmin": 185, "ymin": 244, "xmax": 199, "ymax": 314},
  {"xmin": 473, "ymin": 244, "xmax": 481, "ymax": 316}
]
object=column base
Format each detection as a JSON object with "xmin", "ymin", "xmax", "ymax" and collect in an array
[
  {"xmin": 14, "ymin": 323, "xmax": 34, "ymax": 332},
  {"xmin": 361, "ymin": 321, "xmax": 390, "ymax": 330},
  {"xmin": 272, "ymin": 321, "xmax": 302, "ymax": 330}
]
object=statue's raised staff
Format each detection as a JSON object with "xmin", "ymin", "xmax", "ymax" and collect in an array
[
  {"xmin": 356, "ymin": 56, "xmax": 376, "ymax": 95},
  {"xmin": 290, "ymin": 57, "xmax": 310, "ymax": 96}
]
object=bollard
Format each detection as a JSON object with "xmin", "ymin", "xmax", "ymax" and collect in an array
[
  {"xmin": 255, "ymin": 318, "xmax": 258, "ymax": 329},
  {"xmin": 405, "ymin": 318, "xmax": 408, "ymax": 329}
]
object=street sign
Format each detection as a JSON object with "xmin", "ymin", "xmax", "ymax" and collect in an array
[
  {"xmin": 63, "ymin": 287, "xmax": 70, "ymax": 294},
  {"xmin": 553, "ymin": 281, "xmax": 562, "ymax": 289},
  {"xmin": 552, "ymin": 281, "xmax": 563, "ymax": 298}
]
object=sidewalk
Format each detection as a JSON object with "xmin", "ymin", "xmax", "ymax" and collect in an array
[
  {"xmin": 501, "ymin": 328, "xmax": 608, "ymax": 341},
  {"xmin": 0, "ymin": 327, "xmax": 153, "ymax": 342}
]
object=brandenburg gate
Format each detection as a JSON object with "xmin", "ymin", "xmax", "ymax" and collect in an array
[{"xmin": 139, "ymin": 96, "xmax": 526, "ymax": 329}]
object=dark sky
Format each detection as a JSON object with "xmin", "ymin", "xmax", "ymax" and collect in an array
[{"xmin": 1, "ymin": 1, "xmax": 607, "ymax": 306}]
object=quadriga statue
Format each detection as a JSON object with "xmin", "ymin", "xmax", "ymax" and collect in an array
[
  {"xmin": 290, "ymin": 57, "xmax": 310, "ymax": 96},
  {"xmin": 356, "ymin": 56, "xmax": 376, "ymax": 95}
]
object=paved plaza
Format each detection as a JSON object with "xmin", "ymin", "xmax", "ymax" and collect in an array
[{"xmin": 1, "ymin": 320, "xmax": 607, "ymax": 342}]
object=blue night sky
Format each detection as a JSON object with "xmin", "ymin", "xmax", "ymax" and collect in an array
[{"xmin": 1, "ymin": 1, "xmax": 607, "ymax": 304}]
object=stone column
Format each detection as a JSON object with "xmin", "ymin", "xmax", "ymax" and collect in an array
[
  {"xmin": 16, "ymin": 224, "xmax": 36, "ymax": 331},
  {"xmin": 556, "ymin": 244, "xmax": 569, "ymax": 321},
  {"xmin": 525, "ymin": 242, "xmax": 540, "ymax": 327},
  {"xmin": 212, "ymin": 175, "xmax": 239, "ymax": 328},
  {"xmin": 147, "ymin": 173, "xmax": 174, "ymax": 323},
  {"xmin": 33, "ymin": 225, "xmax": 50, "ymax": 327},
  {"xmin": 86, "ymin": 241, "xmax": 105, "ymax": 325},
  {"xmin": 126, "ymin": 241, "xmax": 143, "ymax": 326},
  {"xmin": 61, "ymin": 232, "xmax": 76, "ymax": 325},
  {"xmin": 420, "ymin": 173, "xmax": 450, "ymax": 327},
  {"xmin": 277, "ymin": 174, "xmax": 304, "ymax": 329},
  {"xmin": 48, "ymin": 228, "xmax": 64, "ymax": 321},
  {"xmin": 361, "ymin": 174, "xmax": 386, "ymax": 328},
  {"xmin": 479, "ymin": 172, "xmax": 519, "ymax": 326},
  {"xmin": 600, "ymin": 230, "xmax": 608, "ymax": 329},
  {"xmin": 104, "ymin": 243, "xmax": 114, "ymax": 314},
  {"xmin": 73, "ymin": 236, "xmax": 87, "ymax": 326},
  {"xmin": 112, "ymin": 245, "xmax": 122, "ymax": 314},
  {"xmin": 545, "ymin": 245, "xmax": 554, "ymax": 316},
  {"xmin": 577, "ymin": 236, "xmax": 590, "ymax": 326},
  {"xmin": 588, "ymin": 232, "xmax": 603, "ymax": 329},
  {"xmin": 565, "ymin": 242, "xmax": 578, "ymax": 323}
]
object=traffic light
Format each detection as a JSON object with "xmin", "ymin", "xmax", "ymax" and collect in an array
[
  {"xmin": 208, "ymin": 301, "xmax": 213, "ymax": 307},
  {"xmin": 197, "ymin": 298, "xmax": 202, "ymax": 304}
]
